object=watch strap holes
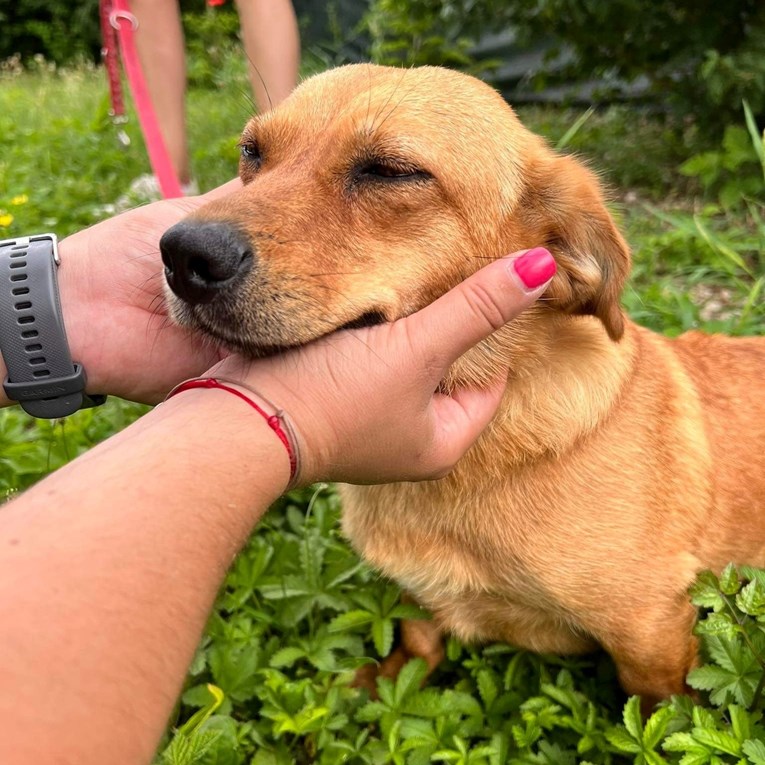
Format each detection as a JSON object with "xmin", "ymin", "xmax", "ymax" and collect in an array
[
  {"xmin": 10, "ymin": 274, "xmax": 28, "ymax": 282},
  {"xmin": 17, "ymin": 316, "xmax": 34, "ymax": 325},
  {"xmin": 11, "ymin": 287, "xmax": 29, "ymax": 296},
  {"xmin": 14, "ymin": 301, "xmax": 32, "ymax": 310},
  {"xmin": 25, "ymin": 344, "xmax": 42, "ymax": 352},
  {"xmin": 32, "ymin": 370, "xmax": 51, "ymax": 378},
  {"xmin": 21, "ymin": 330, "xmax": 38, "ymax": 338}
]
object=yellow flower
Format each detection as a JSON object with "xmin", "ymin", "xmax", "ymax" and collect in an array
[
  {"xmin": 10, "ymin": 194, "xmax": 28, "ymax": 206},
  {"xmin": 0, "ymin": 212, "xmax": 14, "ymax": 228}
]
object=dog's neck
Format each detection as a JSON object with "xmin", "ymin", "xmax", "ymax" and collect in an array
[{"xmin": 447, "ymin": 313, "xmax": 638, "ymax": 468}]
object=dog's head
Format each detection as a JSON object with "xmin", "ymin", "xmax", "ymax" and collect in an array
[{"xmin": 161, "ymin": 64, "xmax": 630, "ymax": 376}]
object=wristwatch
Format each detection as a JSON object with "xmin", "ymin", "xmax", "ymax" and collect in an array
[{"xmin": 0, "ymin": 234, "xmax": 106, "ymax": 418}]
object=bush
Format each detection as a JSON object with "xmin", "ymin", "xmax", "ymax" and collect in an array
[
  {"xmin": 364, "ymin": 0, "xmax": 765, "ymax": 132},
  {"xmin": 0, "ymin": 0, "xmax": 101, "ymax": 64},
  {"xmin": 511, "ymin": 0, "xmax": 765, "ymax": 129},
  {"xmin": 364, "ymin": 0, "xmax": 508, "ymax": 69}
]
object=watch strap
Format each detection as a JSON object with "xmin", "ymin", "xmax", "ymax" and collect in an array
[{"xmin": 0, "ymin": 235, "xmax": 105, "ymax": 418}]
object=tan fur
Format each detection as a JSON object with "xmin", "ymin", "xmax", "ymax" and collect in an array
[{"xmin": 171, "ymin": 64, "xmax": 765, "ymax": 707}]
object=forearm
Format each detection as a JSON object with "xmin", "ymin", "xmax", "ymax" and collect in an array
[{"xmin": 0, "ymin": 390, "xmax": 288, "ymax": 765}]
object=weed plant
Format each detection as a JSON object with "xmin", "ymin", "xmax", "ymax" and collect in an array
[{"xmin": 0, "ymin": 57, "xmax": 762, "ymax": 764}]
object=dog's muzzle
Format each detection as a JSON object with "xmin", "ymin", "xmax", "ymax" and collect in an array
[{"xmin": 160, "ymin": 221, "xmax": 253, "ymax": 305}]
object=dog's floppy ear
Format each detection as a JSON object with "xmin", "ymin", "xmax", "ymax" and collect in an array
[{"xmin": 518, "ymin": 153, "xmax": 631, "ymax": 341}]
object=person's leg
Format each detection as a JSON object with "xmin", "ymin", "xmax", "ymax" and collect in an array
[
  {"xmin": 130, "ymin": 0, "xmax": 191, "ymax": 184},
  {"xmin": 234, "ymin": 0, "xmax": 300, "ymax": 112}
]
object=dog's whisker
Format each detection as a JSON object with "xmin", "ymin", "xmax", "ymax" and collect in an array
[
  {"xmin": 370, "ymin": 66, "xmax": 410, "ymax": 130},
  {"xmin": 365, "ymin": 65, "xmax": 373, "ymax": 128},
  {"xmin": 374, "ymin": 78, "xmax": 422, "ymax": 134},
  {"xmin": 241, "ymin": 45, "xmax": 272, "ymax": 113}
]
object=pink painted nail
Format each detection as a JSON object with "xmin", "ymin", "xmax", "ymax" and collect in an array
[{"xmin": 513, "ymin": 247, "xmax": 556, "ymax": 289}]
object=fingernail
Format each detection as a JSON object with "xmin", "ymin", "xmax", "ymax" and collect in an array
[{"xmin": 512, "ymin": 247, "xmax": 556, "ymax": 290}]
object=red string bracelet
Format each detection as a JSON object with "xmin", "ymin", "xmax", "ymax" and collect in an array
[{"xmin": 165, "ymin": 377, "xmax": 300, "ymax": 489}]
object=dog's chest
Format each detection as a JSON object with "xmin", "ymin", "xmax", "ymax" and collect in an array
[{"xmin": 338, "ymin": 481, "xmax": 560, "ymax": 644}]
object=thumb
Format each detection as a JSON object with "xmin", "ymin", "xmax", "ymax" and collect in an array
[
  {"xmin": 406, "ymin": 247, "xmax": 556, "ymax": 382},
  {"xmin": 423, "ymin": 376, "xmax": 508, "ymax": 477}
]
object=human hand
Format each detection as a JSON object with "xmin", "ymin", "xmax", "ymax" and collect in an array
[
  {"xmin": 56, "ymin": 180, "xmax": 241, "ymax": 404},
  {"xmin": 206, "ymin": 248, "xmax": 555, "ymax": 486}
]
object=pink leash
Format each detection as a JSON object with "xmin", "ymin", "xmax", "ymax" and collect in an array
[{"xmin": 100, "ymin": 0, "xmax": 184, "ymax": 199}]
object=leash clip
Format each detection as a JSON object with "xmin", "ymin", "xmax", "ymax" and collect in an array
[{"xmin": 109, "ymin": 10, "xmax": 138, "ymax": 31}]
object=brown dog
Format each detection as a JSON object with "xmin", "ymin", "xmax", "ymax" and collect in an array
[{"xmin": 160, "ymin": 64, "xmax": 765, "ymax": 708}]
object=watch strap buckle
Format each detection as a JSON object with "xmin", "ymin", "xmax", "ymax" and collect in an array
[{"xmin": 3, "ymin": 364, "xmax": 103, "ymax": 419}]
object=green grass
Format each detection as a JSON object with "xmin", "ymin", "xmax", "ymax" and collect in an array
[
  {"xmin": 0, "ymin": 57, "xmax": 764, "ymax": 765},
  {"xmin": 0, "ymin": 63, "xmax": 247, "ymax": 236}
]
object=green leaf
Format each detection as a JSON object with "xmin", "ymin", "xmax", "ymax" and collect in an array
[
  {"xmin": 644, "ymin": 750, "xmax": 669, "ymax": 765},
  {"xmin": 394, "ymin": 659, "xmax": 429, "ymax": 705},
  {"xmin": 477, "ymin": 669, "xmax": 498, "ymax": 709},
  {"xmin": 743, "ymin": 100, "xmax": 765, "ymax": 180},
  {"xmin": 327, "ymin": 610, "xmax": 375, "ymax": 632},
  {"xmin": 208, "ymin": 643, "xmax": 260, "ymax": 701},
  {"xmin": 513, "ymin": 720, "xmax": 542, "ymax": 749},
  {"xmin": 577, "ymin": 735, "xmax": 594, "ymax": 755},
  {"xmin": 161, "ymin": 730, "xmax": 222, "ymax": 765},
  {"xmin": 743, "ymin": 738, "xmax": 765, "ymax": 764},
  {"xmin": 737, "ymin": 580, "xmax": 765, "ymax": 616},
  {"xmin": 663, "ymin": 731, "xmax": 706, "ymax": 752},
  {"xmin": 446, "ymin": 637, "xmax": 463, "ymax": 662},
  {"xmin": 692, "ymin": 728, "xmax": 742, "ymax": 757},
  {"xmin": 676, "ymin": 753, "xmax": 712, "ymax": 765},
  {"xmin": 720, "ymin": 564, "xmax": 742, "ymax": 596},
  {"xmin": 607, "ymin": 727, "xmax": 642, "ymax": 754},
  {"xmin": 489, "ymin": 732, "xmax": 509, "ymax": 765},
  {"xmin": 177, "ymin": 684, "xmax": 225, "ymax": 736},
  {"xmin": 696, "ymin": 612, "xmax": 738, "ymax": 638},
  {"xmin": 556, "ymin": 107, "xmax": 594, "ymax": 151},
  {"xmin": 269, "ymin": 647, "xmax": 306, "ymax": 668},
  {"xmin": 644, "ymin": 706, "xmax": 675, "ymax": 749},
  {"xmin": 690, "ymin": 571, "xmax": 727, "ymax": 610},
  {"xmin": 431, "ymin": 751, "xmax": 461, "ymax": 762},
  {"xmin": 372, "ymin": 617, "xmax": 394, "ymax": 657},
  {"xmin": 688, "ymin": 665, "xmax": 737, "ymax": 697},
  {"xmin": 729, "ymin": 705, "xmax": 752, "ymax": 743},
  {"xmin": 692, "ymin": 706, "xmax": 717, "ymax": 730},
  {"xmin": 182, "ymin": 684, "xmax": 220, "ymax": 709},
  {"xmin": 356, "ymin": 700, "xmax": 389, "ymax": 723},
  {"xmin": 623, "ymin": 696, "xmax": 644, "ymax": 741},
  {"xmin": 389, "ymin": 602, "xmax": 430, "ymax": 620},
  {"xmin": 692, "ymin": 635, "xmax": 762, "ymax": 706}
]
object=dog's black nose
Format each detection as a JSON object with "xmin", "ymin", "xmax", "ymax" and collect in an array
[{"xmin": 160, "ymin": 221, "xmax": 253, "ymax": 305}]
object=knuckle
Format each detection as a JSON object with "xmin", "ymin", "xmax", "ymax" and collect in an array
[
  {"xmin": 460, "ymin": 281, "xmax": 508, "ymax": 333},
  {"xmin": 421, "ymin": 451, "xmax": 459, "ymax": 481}
]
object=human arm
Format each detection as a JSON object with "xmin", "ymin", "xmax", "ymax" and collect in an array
[{"xmin": 0, "ymin": 248, "xmax": 554, "ymax": 765}]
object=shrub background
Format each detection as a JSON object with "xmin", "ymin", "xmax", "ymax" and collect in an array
[{"xmin": 3, "ymin": 0, "xmax": 764, "ymax": 133}]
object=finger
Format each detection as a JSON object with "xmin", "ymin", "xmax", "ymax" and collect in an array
[
  {"xmin": 406, "ymin": 247, "xmax": 556, "ymax": 374},
  {"xmin": 171, "ymin": 179, "xmax": 244, "ymax": 215},
  {"xmin": 425, "ymin": 375, "xmax": 508, "ymax": 477},
  {"xmin": 198, "ymin": 178, "xmax": 243, "ymax": 201}
]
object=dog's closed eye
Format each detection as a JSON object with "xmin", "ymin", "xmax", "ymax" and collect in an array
[{"xmin": 353, "ymin": 157, "xmax": 432, "ymax": 185}]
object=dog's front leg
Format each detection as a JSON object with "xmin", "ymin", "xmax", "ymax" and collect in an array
[
  {"xmin": 602, "ymin": 595, "xmax": 699, "ymax": 713},
  {"xmin": 353, "ymin": 594, "xmax": 444, "ymax": 693}
]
